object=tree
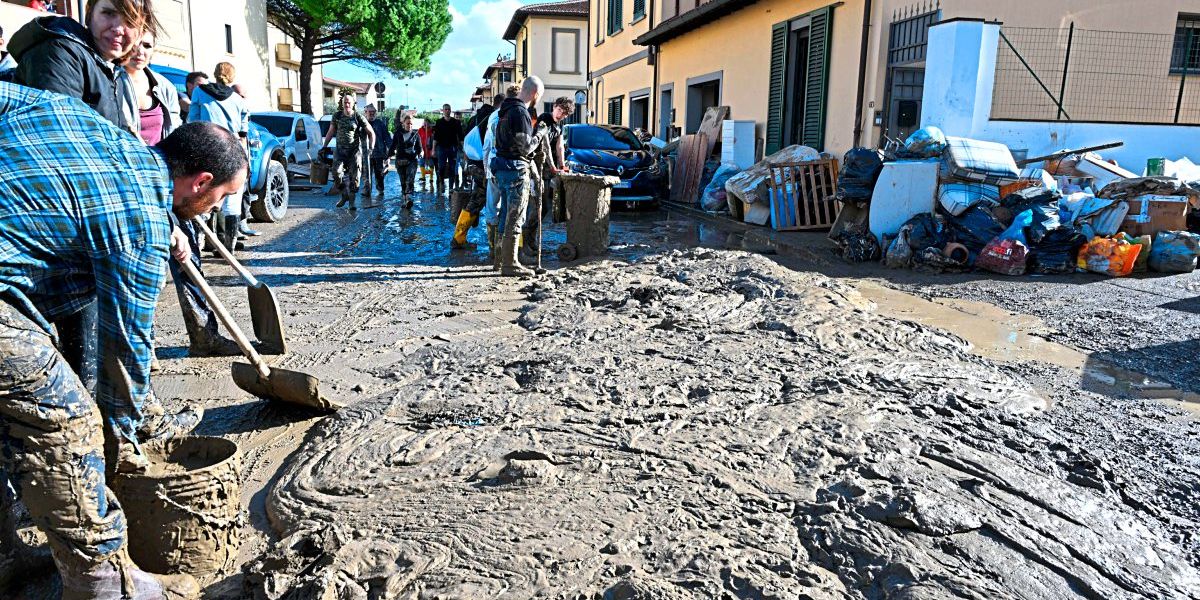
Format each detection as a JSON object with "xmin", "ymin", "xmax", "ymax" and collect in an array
[{"xmin": 267, "ymin": 0, "xmax": 452, "ymax": 115}]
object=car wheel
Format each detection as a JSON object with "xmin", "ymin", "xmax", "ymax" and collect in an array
[{"xmin": 251, "ymin": 160, "xmax": 289, "ymax": 222}]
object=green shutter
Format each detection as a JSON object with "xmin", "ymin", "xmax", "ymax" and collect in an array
[
  {"xmin": 633, "ymin": 0, "xmax": 645, "ymax": 19},
  {"xmin": 802, "ymin": 7, "xmax": 833, "ymax": 151},
  {"xmin": 608, "ymin": 0, "xmax": 623, "ymax": 34},
  {"xmin": 765, "ymin": 21, "xmax": 788, "ymax": 155}
]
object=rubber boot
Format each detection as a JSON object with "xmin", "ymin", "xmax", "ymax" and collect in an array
[
  {"xmin": 239, "ymin": 220, "xmax": 261, "ymax": 237},
  {"xmin": 487, "ymin": 224, "xmax": 500, "ymax": 271},
  {"xmin": 220, "ymin": 215, "xmax": 239, "ymax": 254},
  {"xmin": 450, "ymin": 211, "xmax": 475, "ymax": 249},
  {"xmin": 136, "ymin": 394, "xmax": 203, "ymax": 443},
  {"xmin": 500, "ymin": 236, "xmax": 534, "ymax": 278}
]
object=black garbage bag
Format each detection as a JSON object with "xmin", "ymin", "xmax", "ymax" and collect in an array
[
  {"xmin": 947, "ymin": 205, "xmax": 1005, "ymax": 258},
  {"xmin": 903, "ymin": 213, "xmax": 950, "ymax": 251},
  {"xmin": 837, "ymin": 148, "xmax": 885, "ymax": 203},
  {"xmin": 833, "ymin": 223, "xmax": 881, "ymax": 263},
  {"xmin": 1025, "ymin": 203, "xmax": 1062, "ymax": 246},
  {"xmin": 1028, "ymin": 228, "xmax": 1087, "ymax": 274},
  {"xmin": 1001, "ymin": 185, "xmax": 1060, "ymax": 216}
]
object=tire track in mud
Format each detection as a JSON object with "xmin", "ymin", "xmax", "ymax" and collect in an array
[{"xmin": 245, "ymin": 249, "xmax": 1200, "ymax": 599}]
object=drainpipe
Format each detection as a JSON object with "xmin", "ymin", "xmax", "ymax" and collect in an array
[{"xmin": 852, "ymin": 0, "xmax": 873, "ymax": 147}]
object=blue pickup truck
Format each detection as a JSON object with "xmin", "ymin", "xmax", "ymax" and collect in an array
[{"xmin": 154, "ymin": 65, "xmax": 290, "ymax": 222}]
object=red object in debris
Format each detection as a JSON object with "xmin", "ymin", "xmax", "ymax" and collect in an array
[{"xmin": 976, "ymin": 237, "xmax": 1029, "ymax": 276}]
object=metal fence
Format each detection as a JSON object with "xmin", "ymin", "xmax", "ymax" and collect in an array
[{"xmin": 992, "ymin": 24, "xmax": 1200, "ymax": 125}]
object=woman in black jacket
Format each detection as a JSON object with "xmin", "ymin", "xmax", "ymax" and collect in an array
[
  {"xmin": 9, "ymin": 0, "xmax": 159, "ymax": 133},
  {"xmin": 390, "ymin": 113, "xmax": 423, "ymax": 206}
]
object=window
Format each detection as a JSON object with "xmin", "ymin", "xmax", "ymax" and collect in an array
[
  {"xmin": 521, "ymin": 37, "xmax": 528, "ymax": 77},
  {"xmin": 607, "ymin": 96, "xmax": 623, "ymax": 126},
  {"xmin": 633, "ymin": 0, "xmax": 645, "ymax": 21},
  {"xmin": 1171, "ymin": 14, "xmax": 1200, "ymax": 72},
  {"xmin": 607, "ymin": 0, "xmax": 622, "ymax": 35},
  {"xmin": 224, "ymin": 24, "xmax": 233, "ymax": 54},
  {"xmin": 295, "ymin": 119, "xmax": 307, "ymax": 141},
  {"xmin": 552, "ymin": 29, "xmax": 580, "ymax": 73},
  {"xmin": 766, "ymin": 7, "xmax": 833, "ymax": 153}
]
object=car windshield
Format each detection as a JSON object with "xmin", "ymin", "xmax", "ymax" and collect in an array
[
  {"xmin": 250, "ymin": 115, "xmax": 293, "ymax": 138},
  {"xmin": 569, "ymin": 126, "xmax": 642, "ymax": 151},
  {"xmin": 319, "ymin": 120, "xmax": 331, "ymax": 137}
]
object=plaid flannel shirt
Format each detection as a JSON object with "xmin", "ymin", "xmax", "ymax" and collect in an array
[{"xmin": 0, "ymin": 82, "xmax": 171, "ymax": 443}]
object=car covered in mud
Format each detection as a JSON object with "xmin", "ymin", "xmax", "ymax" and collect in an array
[{"xmin": 563, "ymin": 124, "xmax": 664, "ymax": 206}]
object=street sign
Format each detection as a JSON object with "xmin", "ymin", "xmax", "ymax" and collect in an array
[{"xmin": 374, "ymin": 82, "xmax": 386, "ymax": 94}]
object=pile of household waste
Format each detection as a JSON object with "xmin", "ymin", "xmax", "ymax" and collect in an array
[{"xmin": 835, "ymin": 126, "xmax": 1200, "ymax": 276}]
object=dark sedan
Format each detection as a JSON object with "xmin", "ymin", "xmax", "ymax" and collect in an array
[{"xmin": 563, "ymin": 124, "xmax": 663, "ymax": 205}]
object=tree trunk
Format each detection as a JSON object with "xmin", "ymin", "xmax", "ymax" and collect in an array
[{"xmin": 298, "ymin": 27, "xmax": 318, "ymax": 116}]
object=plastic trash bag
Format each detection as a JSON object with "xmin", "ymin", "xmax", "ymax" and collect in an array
[
  {"xmin": 904, "ymin": 213, "xmax": 950, "ymax": 251},
  {"xmin": 884, "ymin": 227, "xmax": 913, "ymax": 268},
  {"xmin": 976, "ymin": 237, "xmax": 1029, "ymax": 276},
  {"xmin": 903, "ymin": 126, "xmax": 948, "ymax": 158},
  {"xmin": 1077, "ymin": 236, "xmax": 1143, "ymax": 277},
  {"xmin": 837, "ymin": 148, "xmax": 885, "ymax": 202},
  {"xmin": 1121, "ymin": 234, "xmax": 1152, "ymax": 272},
  {"xmin": 1148, "ymin": 231, "xmax": 1200, "ymax": 273},
  {"xmin": 947, "ymin": 205, "xmax": 1006, "ymax": 258},
  {"xmin": 1028, "ymin": 229, "xmax": 1087, "ymax": 274},
  {"xmin": 463, "ymin": 126, "xmax": 484, "ymax": 162},
  {"xmin": 999, "ymin": 209, "xmax": 1034, "ymax": 245},
  {"xmin": 834, "ymin": 224, "xmax": 881, "ymax": 263},
  {"xmin": 700, "ymin": 164, "xmax": 740, "ymax": 212},
  {"xmin": 938, "ymin": 182, "xmax": 1000, "ymax": 216}
]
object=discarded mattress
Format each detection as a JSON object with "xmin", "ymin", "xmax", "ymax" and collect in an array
[{"xmin": 941, "ymin": 136, "xmax": 1020, "ymax": 185}]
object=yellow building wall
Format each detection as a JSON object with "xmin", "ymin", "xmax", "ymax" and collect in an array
[
  {"xmin": 656, "ymin": 0, "xmax": 866, "ymax": 155},
  {"xmin": 588, "ymin": 0, "xmax": 655, "ymax": 126}
]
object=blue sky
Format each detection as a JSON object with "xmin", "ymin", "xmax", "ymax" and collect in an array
[{"xmin": 324, "ymin": 0, "xmax": 528, "ymax": 113}]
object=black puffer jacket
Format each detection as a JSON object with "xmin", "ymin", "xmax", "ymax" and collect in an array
[
  {"xmin": 492, "ymin": 97, "xmax": 536, "ymax": 167},
  {"xmin": 9, "ymin": 16, "xmax": 129, "ymax": 131}
]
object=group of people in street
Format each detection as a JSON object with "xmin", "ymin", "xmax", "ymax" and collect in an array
[{"xmin": 0, "ymin": 0, "xmax": 266, "ymax": 596}]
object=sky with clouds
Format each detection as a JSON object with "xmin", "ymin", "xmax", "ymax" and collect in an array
[{"xmin": 324, "ymin": 0, "xmax": 529, "ymax": 113}]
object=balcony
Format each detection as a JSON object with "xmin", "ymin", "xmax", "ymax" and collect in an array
[{"xmin": 275, "ymin": 43, "xmax": 300, "ymax": 68}]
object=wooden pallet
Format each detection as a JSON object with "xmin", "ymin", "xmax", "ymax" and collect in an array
[
  {"xmin": 766, "ymin": 159, "xmax": 840, "ymax": 231},
  {"xmin": 669, "ymin": 132, "xmax": 709, "ymax": 206}
]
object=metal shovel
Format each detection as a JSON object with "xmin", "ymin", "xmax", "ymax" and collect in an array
[
  {"xmin": 192, "ymin": 217, "xmax": 286, "ymax": 355},
  {"xmin": 177, "ymin": 258, "xmax": 340, "ymax": 413}
]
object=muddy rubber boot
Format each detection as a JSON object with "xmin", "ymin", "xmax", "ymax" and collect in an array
[
  {"xmin": 0, "ymin": 502, "xmax": 53, "ymax": 591},
  {"xmin": 450, "ymin": 211, "xmax": 475, "ymax": 249},
  {"xmin": 500, "ymin": 236, "xmax": 534, "ymax": 278},
  {"xmin": 60, "ymin": 556, "xmax": 200, "ymax": 600},
  {"xmin": 487, "ymin": 224, "xmax": 500, "ymax": 271},
  {"xmin": 239, "ymin": 220, "xmax": 261, "ymax": 237},
  {"xmin": 220, "ymin": 215, "xmax": 239, "ymax": 255}
]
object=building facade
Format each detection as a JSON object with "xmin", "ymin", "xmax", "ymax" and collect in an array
[
  {"xmin": 574, "ymin": 0, "xmax": 1200, "ymax": 161},
  {"xmin": 587, "ymin": 0, "xmax": 655, "ymax": 129},
  {"xmin": 267, "ymin": 22, "xmax": 324, "ymax": 116},
  {"xmin": 481, "ymin": 57, "xmax": 516, "ymax": 105},
  {"xmin": 504, "ymin": 0, "xmax": 587, "ymax": 120}
]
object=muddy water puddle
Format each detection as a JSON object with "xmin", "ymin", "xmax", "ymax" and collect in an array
[{"xmin": 856, "ymin": 281, "xmax": 1200, "ymax": 414}]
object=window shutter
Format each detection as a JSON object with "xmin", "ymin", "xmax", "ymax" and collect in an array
[
  {"xmin": 765, "ymin": 21, "xmax": 788, "ymax": 155},
  {"xmin": 608, "ymin": 0, "xmax": 623, "ymax": 34},
  {"xmin": 633, "ymin": 0, "xmax": 645, "ymax": 19},
  {"xmin": 802, "ymin": 7, "xmax": 833, "ymax": 151}
]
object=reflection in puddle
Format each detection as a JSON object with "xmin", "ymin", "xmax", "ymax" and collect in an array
[{"xmin": 855, "ymin": 281, "xmax": 1200, "ymax": 415}]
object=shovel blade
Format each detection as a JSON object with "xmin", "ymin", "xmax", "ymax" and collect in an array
[
  {"xmin": 247, "ymin": 284, "xmax": 287, "ymax": 355},
  {"xmin": 231, "ymin": 362, "xmax": 340, "ymax": 413}
]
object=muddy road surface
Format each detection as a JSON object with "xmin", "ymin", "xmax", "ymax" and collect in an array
[{"xmin": 8, "ymin": 177, "xmax": 1200, "ymax": 599}]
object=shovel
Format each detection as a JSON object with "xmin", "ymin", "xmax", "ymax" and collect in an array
[
  {"xmin": 192, "ymin": 217, "xmax": 287, "ymax": 355},
  {"xmin": 177, "ymin": 258, "xmax": 340, "ymax": 413}
]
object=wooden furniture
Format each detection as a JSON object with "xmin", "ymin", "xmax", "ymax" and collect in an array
[{"xmin": 765, "ymin": 158, "xmax": 840, "ymax": 231}]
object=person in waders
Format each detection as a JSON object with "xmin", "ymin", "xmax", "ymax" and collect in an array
[
  {"xmin": 0, "ymin": 83, "xmax": 248, "ymax": 599},
  {"xmin": 321, "ymin": 92, "xmax": 375, "ymax": 211},
  {"xmin": 491, "ymin": 76, "xmax": 544, "ymax": 277}
]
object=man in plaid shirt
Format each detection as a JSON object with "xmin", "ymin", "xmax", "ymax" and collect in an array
[{"xmin": 0, "ymin": 81, "xmax": 246, "ymax": 598}]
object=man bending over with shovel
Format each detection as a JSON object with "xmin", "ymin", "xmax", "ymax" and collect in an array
[{"xmin": 0, "ymin": 82, "xmax": 246, "ymax": 598}]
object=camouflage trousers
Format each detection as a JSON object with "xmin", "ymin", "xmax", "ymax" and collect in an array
[{"xmin": 0, "ymin": 301, "xmax": 125, "ymax": 577}]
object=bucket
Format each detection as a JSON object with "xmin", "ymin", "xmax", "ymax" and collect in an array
[
  {"xmin": 112, "ymin": 436, "xmax": 243, "ymax": 577},
  {"xmin": 310, "ymin": 162, "xmax": 329, "ymax": 186}
]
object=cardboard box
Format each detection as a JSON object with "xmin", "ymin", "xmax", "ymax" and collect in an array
[{"xmin": 1120, "ymin": 195, "xmax": 1190, "ymax": 236}]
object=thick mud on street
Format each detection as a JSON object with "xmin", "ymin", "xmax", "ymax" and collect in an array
[
  {"xmin": 11, "ymin": 177, "xmax": 1200, "ymax": 599},
  {"xmin": 248, "ymin": 249, "xmax": 1200, "ymax": 599}
]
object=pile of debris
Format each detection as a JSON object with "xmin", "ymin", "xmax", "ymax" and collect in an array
[{"xmin": 833, "ymin": 126, "xmax": 1200, "ymax": 276}]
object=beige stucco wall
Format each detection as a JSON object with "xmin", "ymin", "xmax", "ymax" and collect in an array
[
  {"xmin": 266, "ymin": 23, "xmax": 323, "ymax": 116},
  {"xmin": 190, "ymin": 0, "xmax": 270, "ymax": 109},
  {"xmin": 516, "ymin": 14, "xmax": 587, "ymax": 97},
  {"xmin": 587, "ymin": 0, "xmax": 654, "ymax": 126},
  {"xmin": 656, "ymin": 0, "xmax": 865, "ymax": 156}
]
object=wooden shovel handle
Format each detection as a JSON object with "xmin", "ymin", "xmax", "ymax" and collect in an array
[
  {"xmin": 177, "ymin": 257, "xmax": 271, "ymax": 380},
  {"xmin": 191, "ymin": 216, "xmax": 261, "ymax": 286}
]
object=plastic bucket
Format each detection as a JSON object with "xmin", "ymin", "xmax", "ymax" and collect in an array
[{"xmin": 112, "ymin": 436, "xmax": 243, "ymax": 577}]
